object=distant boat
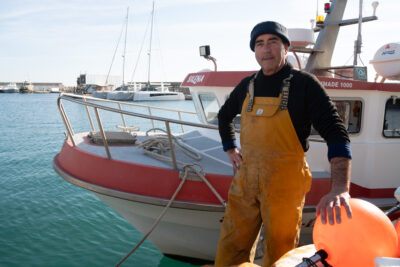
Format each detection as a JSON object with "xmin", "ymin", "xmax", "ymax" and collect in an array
[
  {"xmin": 19, "ymin": 81, "xmax": 34, "ymax": 94},
  {"xmin": 132, "ymin": 84, "xmax": 185, "ymax": 101},
  {"xmin": 1, "ymin": 83, "xmax": 19, "ymax": 93},
  {"xmin": 107, "ymin": 85, "xmax": 135, "ymax": 101},
  {"xmin": 131, "ymin": 1, "xmax": 185, "ymax": 101}
]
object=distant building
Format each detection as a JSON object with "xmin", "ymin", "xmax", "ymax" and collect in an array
[{"xmin": 0, "ymin": 82, "xmax": 64, "ymax": 92}]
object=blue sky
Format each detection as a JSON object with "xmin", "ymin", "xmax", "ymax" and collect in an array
[{"xmin": 0, "ymin": 0, "xmax": 398, "ymax": 86}]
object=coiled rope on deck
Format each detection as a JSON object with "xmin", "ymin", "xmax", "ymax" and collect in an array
[
  {"xmin": 115, "ymin": 129, "xmax": 226, "ymax": 266},
  {"xmin": 137, "ymin": 128, "xmax": 225, "ymax": 205},
  {"xmin": 137, "ymin": 128, "xmax": 202, "ymax": 164}
]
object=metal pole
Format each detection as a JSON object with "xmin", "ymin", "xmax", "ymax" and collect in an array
[
  {"xmin": 178, "ymin": 112, "xmax": 184, "ymax": 133},
  {"xmin": 84, "ymin": 98, "xmax": 95, "ymax": 132},
  {"xmin": 122, "ymin": 7, "xmax": 129, "ymax": 87},
  {"xmin": 165, "ymin": 121, "xmax": 178, "ymax": 170},
  {"xmin": 148, "ymin": 107, "xmax": 155, "ymax": 131},
  {"xmin": 94, "ymin": 107, "xmax": 112, "ymax": 159},
  {"xmin": 147, "ymin": 1, "xmax": 155, "ymax": 86},
  {"xmin": 58, "ymin": 99, "xmax": 76, "ymax": 147},
  {"xmin": 353, "ymin": 0, "xmax": 363, "ymax": 66},
  {"xmin": 118, "ymin": 103, "xmax": 127, "ymax": 131}
]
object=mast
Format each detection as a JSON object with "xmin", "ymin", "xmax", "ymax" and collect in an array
[
  {"xmin": 304, "ymin": 0, "xmax": 378, "ymax": 76},
  {"xmin": 147, "ymin": 1, "xmax": 155, "ymax": 86},
  {"xmin": 122, "ymin": 7, "xmax": 129, "ymax": 87},
  {"xmin": 106, "ymin": 8, "xmax": 128, "ymax": 86},
  {"xmin": 305, "ymin": 0, "xmax": 348, "ymax": 75},
  {"xmin": 353, "ymin": 0, "xmax": 363, "ymax": 66}
]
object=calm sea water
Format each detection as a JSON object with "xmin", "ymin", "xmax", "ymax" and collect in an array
[{"xmin": 0, "ymin": 93, "xmax": 201, "ymax": 267}]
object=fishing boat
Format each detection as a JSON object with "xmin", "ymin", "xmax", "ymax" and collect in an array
[
  {"xmin": 1, "ymin": 82, "xmax": 19, "ymax": 93},
  {"xmin": 53, "ymin": 0, "xmax": 400, "ymax": 264},
  {"xmin": 19, "ymin": 81, "xmax": 34, "ymax": 93}
]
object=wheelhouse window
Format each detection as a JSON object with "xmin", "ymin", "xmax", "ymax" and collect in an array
[
  {"xmin": 383, "ymin": 96, "xmax": 400, "ymax": 138},
  {"xmin": 311, "ymin": 99, "xmax": 362, "ymax": 135},
  {"xmin": 199, "ymin": 93, "xmax": 219, "ymax": 124}
]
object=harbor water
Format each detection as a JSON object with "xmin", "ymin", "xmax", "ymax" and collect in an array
[{"xmin": 0, "ymin": 93, "xmax": 201, "ymax": 267}]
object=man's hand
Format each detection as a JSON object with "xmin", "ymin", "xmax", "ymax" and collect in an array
[
  {"xmin": 316, "ymin": 191, "xmax": 352, "ymax": 225},
  {"xmin": 316, "ymin": 157, "xmax": 352, "ymax": 224},
  {"xmin": 226, "ymin": 147, "xmax": 242, "ymax": 171}
]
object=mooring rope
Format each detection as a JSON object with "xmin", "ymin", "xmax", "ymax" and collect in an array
[
  {"xmin": 115, "ymin": 164, "xmax": 221, "ymax": 266},
  {"xmin": 115, "ymin": 130, "xmax": 226, "ymax": 266}
]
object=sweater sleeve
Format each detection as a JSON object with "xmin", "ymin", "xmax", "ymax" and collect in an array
[
  {"xmin": 217, "ymin": 77, "xmax": 248, "ymax": 151},
  {"xmin": 304, "ymin": 74, "xmax": 352, "ymax": 160}
]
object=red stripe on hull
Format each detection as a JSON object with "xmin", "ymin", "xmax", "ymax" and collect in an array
[
  {"xmin": 55, "ymin": 140, "xmax": 396, "ymax": 206},
  {"xmin": 304, "ymin": 178, "xmax": 396, "ymax": 206},
  {"xmin": 350, "ymin": 183, "xmax": 396, "ymax": 199},
  {"xmin": 55, "ymin": 140, "xmax": 231, "ymax": 205}
]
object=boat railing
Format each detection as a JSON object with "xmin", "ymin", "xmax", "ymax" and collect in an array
[{"xmin": 57, "ymin": 93, "xmax": 219, "ymax": 170}]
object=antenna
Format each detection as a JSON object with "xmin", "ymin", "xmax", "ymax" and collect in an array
[
  {"xmin": 353, "ymin": 0, "xmax": 363, "ymax": 66},
  {"xmin": 372, "ymin": 1, "xmax": 379, "ymax": 16}
]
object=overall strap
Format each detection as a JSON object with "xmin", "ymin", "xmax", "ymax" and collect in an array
[
  {"xmin": 246, "ymin": 71, "xmax": 259, "ymax": 112},
  {"xmin": 247, "ymin": 70, "xmax": 294, "ymax": 112},
  {"xmin": 279, "ymin": 73, "xmax": 293, "ymax": 110}
]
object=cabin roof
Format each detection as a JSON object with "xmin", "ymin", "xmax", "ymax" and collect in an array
[{"xmin": 182, "ymin": 71, "xmax": 400, "ymax": 92}]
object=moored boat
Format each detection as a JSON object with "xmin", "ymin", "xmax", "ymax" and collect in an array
[
  {"xmin": 132, "ymin": 85, "xmax": 185, "ymax": 101},
  {"xmin": 53, "ymin": 0, "xmax": 400, "ymax": 264},
  {"xmin": 19, "ymin": 81, "xmax": 34, "ymax": 93},
  {"xmin": 1, "ymin": 82, "xmax": 19, "ymax": 93}
]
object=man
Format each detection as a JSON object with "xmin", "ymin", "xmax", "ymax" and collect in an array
[{"xmin": 215, "ymin": 21, "xmax": 353, "ymax": 267}]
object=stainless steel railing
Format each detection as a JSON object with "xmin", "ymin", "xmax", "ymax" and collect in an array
[{"xmin": 57, "ymin": 93, "xmax": 219, "ymax": 169}]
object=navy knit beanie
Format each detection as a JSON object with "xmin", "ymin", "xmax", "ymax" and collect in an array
[{"xmin": 250, "ymin": 21, "xmax": 290, "ymax": 51}]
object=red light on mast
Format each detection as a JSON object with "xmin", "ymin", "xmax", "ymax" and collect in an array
[{"xmin": 324, "ymin": 3, "xmax": 331, "ymax": 13}]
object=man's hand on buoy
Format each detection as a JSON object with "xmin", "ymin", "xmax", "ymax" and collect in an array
[
  {"xmin": 226, "ymin": 147, "xmax": 243, "ymax": 171},
  {"xmin": 317, "ymin": 191, "xmax": 352, "ymax": 225},
  {"xmin": 317, "ymin": 157, "xmax": 352, "ymax": 224}
]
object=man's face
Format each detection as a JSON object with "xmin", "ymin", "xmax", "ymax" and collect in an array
[{"xmin": 254, "ymin": 33, "xmax": 288, "ymax": 75}]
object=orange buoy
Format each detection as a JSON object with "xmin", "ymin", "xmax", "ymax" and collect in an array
[
  {"xmin": 396, "ymin": 220, "xmax": 400, "ymax": 257},
  {"xmin": 313, "ymin": 198, "xmax": 398, "ymax": 267}
]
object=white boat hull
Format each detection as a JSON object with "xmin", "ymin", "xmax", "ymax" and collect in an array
[
  {"xmin": 94, "ymin": 193, "xmax": 223, "ymax": 261},
  {"xmin": 132, "ymin": 91, "xmax": 185, "ymax": 101},
  {"xmin": 94, "ymin": 193, "xmax": 317, "ymax": 261},
  {"xmin": 2, "ymin": 88, "xmax": 19, "ymax": 93},
  {"xmin": 92, "ymin": 91, "xmax": 108, "ymax": 99},
  {"xmin": 107, "ymin": 91, "xmax": 135, "ymax": 101}
]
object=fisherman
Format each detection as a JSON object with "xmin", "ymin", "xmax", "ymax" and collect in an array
[{"xmin": 215, "ymin": 21, "xmax": 353, "ymax": 267}]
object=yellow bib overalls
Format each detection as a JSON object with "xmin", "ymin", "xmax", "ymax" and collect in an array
[{"xmin": 215, "ymin": 74, "xmax": 312, "ymax": 267}]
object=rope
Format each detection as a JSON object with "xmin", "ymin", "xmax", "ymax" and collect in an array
[
  {"xmin": 183, "ymin": 163, "xmax": 226, "ymax": 208},
  {"xmin": 115, "ymin": 165, "xmax": 191, "ymax": 267},
  {"xmin": 137, "ymin": 128, "xmax": 202, "ymax": 163},
  {"xmin": 138, "ymin": 128, "xmax": 225, "ymax": 206},
  {"xmin": 115, "ymin": 129, "xmax": 226, "ymax": 265}
]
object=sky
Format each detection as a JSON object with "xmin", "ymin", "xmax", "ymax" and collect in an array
[{"xmin": 0, "ymin": 0, "xmax": 399, "ymax": 86}]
